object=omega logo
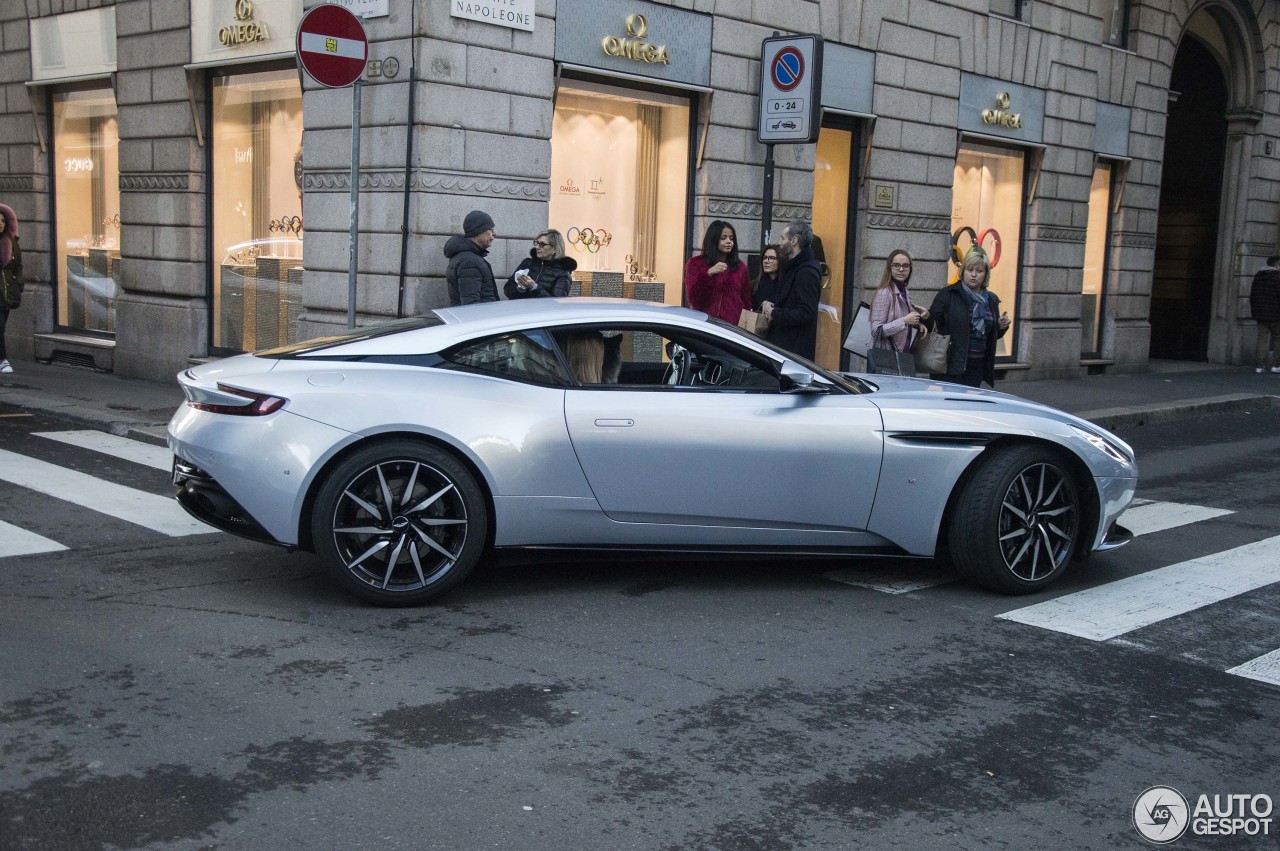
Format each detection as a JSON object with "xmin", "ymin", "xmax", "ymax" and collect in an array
[
  {"xmin": 982, "ymin": 91, "xmax": 1023, "ymax": 129},
  {"xmin": 602, "ymin": 14, "xmax": 670, "ymax": 65},
  {"xmin": 220, "ymin": 0, "xmax": 270, "ymax": 46}
]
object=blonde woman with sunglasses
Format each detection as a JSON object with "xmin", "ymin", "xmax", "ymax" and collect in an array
[{"xmin": 505, "ymin": 229, "xmax": 577, "ymax": 299}]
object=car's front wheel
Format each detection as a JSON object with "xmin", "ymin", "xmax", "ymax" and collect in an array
[
  {"xmin": 949, "ymin": 444, "xmax": 1081, "ymax": 594},
  {"xmin": 311, "ymin": 440, "xmax": 488, "ymax": 606}
]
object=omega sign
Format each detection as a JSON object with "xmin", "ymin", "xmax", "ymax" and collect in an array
[
  {"xmin": 220, "ymin": 0, "xmax": 270, "ymax": 46},
  {"xmin": 602, "ymin": 15, "xmax": 669, "ymax": 65},
  {"xmin": 982, "ymin": 91, "xmax": 1022, "ymax": 129}
]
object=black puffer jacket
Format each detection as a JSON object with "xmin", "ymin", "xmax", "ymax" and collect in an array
[
  {"xmin": 503, "ymin": 250, "xmax": 577, "ymax": 299},
  {"xmin": 444, "ymin": 235, "xmax": 498, "ymax": 306},
  {"xmin": 1250, "ymin": 267, "xmax": 1280, "ymax": 323}
]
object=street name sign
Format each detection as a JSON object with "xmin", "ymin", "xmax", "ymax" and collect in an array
[
  {"xmin": 296, "ymin": 4, "xmax": 369, "ymax": 88},
  {"xmin": 757, "ymin": 34, "xmax": 823, "ymax": 144}
]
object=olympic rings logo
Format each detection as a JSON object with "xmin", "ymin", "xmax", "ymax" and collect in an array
[
  {"xmin": 566, "ymin": 227, "xmax": 612, "ymax": 253},
  {"xmin": 949, "ymin": 225, "xmax": 1002, "ymax": 268},
  {"xmin": 269, "ymin": 215, "xmax": 304, "ymax": 236}
]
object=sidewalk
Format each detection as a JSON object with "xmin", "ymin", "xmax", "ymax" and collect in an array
[{"xmin": 1, "ymin": 356, "xmax": 1278, "ymax": 446}]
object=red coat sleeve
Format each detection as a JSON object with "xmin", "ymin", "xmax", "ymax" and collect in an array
[{"xmin": 685, "ymin": 255, "xmax": 712, "ymax": 311}]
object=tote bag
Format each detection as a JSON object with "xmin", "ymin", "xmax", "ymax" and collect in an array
[
  {"xmin": 841, "ymin": 301, "xmax": 873, "ymax": 357},
  {"xmin": 912, "ymin": 326, "xmax": 951, "ymax": 374},
  {"xmin": 866, "ymin": 327, "xmax": 917, "ymax": 376}
]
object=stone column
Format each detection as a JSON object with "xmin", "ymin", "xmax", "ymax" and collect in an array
[{"xmin": 113, "ymin": 0, "xmax": 207, "ymax": 381}]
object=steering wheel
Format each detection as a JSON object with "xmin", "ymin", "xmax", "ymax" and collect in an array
[{"xmin": 662, "ymin": 346, "xmax": 697, "ymax": 386}]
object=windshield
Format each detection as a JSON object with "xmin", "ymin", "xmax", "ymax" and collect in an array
[
  {"xmin": 254, "ymin": 315, "xmax": 444, "ymax": 358},
  {"xmin": 706, "ymin": 317, "xmax": 872, "ymax": 393}
]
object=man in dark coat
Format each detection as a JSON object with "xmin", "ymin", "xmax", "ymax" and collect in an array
[
  {"xmin": 445, "ymin": 210, "xmax": 499, "ymax": 306},
  {"xmin": 1250, "ymin": 254, "xmax": 1280, "ymax": 373},
  {"xmin": 761, "ymin": 220, "xmax": 821, "ymax": 360}
]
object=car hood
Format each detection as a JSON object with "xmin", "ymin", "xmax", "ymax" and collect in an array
[{"xmin": 849, "ymin": 373, "xmax": 1136, "ymax": 473}]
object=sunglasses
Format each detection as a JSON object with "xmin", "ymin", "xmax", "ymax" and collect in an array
[{"xmin": 533, "ymin": 240, "xmax": 553, "ymax": 248}]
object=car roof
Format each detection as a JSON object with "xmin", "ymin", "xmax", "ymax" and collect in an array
[
  {"xmin": 434, "ymin": 297, "xmax": 703, "ymax": 328},
  {"xmin": 308, "ymin": 298, "xmax": 711, "ymax": 356}
]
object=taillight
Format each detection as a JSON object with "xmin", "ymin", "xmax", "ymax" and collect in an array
[{"xmin": 187, "ymin": 383, "xmax": 287, "ymax": 416}]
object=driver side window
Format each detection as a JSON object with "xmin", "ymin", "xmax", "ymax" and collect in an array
[{"xmin": 549, "ymin": 325, "xmax": 781, "ymax": 392}]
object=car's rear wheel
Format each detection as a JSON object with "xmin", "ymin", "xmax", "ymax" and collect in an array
[
  {"xmin": 311, "ymin": 440, "xmax": 488, "ymax": 606},
  {"xmin": 949, "ymin": 444, "xmax": 1081, "ymax": 594}
]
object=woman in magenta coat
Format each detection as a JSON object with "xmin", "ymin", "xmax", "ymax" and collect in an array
[{"xmin": 684, "ymin": 220, "xmax": 751, "ymax": 324}]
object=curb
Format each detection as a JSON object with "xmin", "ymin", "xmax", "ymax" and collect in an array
[{"xmin": 1078, "ymin": 393, "xmax": 1280, "ymax": 429}]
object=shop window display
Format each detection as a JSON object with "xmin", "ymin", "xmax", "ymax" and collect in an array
[
  {"xmin": 1081, "ymin": 162, "xmax": 1113, "ymax": 355},
  {"xmin": 212, "ymin": 68, "xmax": 302, "ymax": 352},
  {"xmin": 53, "ymin": 88, "xmax": 120, "ymax": 334},
  {"xmin": 811, "ymin": 126, "xmax": 855, "ymax": 372},
  {"xmin": 549, "ymin": 79, "xmax": 690, "ymax": 318},
  {"xmin": 951, "ymin": 143, "xmax": 1025, "ymax": 356}
]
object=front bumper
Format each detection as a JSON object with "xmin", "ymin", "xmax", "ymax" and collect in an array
[{"xmin": 1091, "ymin": 475, "xmax": 1138, "ymax": 553}]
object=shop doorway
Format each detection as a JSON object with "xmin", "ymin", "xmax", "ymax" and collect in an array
[
  {"xmin": 810, "ymin": 119, "xmax": 861, "ymax": 371},
  {"xmin": 1150, "ymin": 36, "xmax": 1228, "ymax": 361}
]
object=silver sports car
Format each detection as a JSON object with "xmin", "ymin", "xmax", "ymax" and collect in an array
[{"xmin": 168, "ymin": 298, "xmax": 1137, "ymax": 606}]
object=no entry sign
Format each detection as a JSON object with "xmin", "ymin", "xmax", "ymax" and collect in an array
[
  {"xmin": 757, "ymin": 35, "xmax": 823, "ymax": 144},
  {"xmin": 296, "ymin": 4, "xmax": 368, "ymax": 89}
]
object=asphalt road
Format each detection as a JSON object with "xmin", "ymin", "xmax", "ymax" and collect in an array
[{"xmin": 2, "ymin": 405, "xmax": 1278, "ymax": 850}]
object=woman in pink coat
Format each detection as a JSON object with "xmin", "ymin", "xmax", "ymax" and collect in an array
[
  {"xmin": 684, "ymin": 220, "xmax": 751, "ymax": 324},
  {"xmin": 870, "ymin": 248, "xmax": 929, "ymax": 354}
]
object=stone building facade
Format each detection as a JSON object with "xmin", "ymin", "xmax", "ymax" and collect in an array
[{"xmin": 1, "ymin": 0, "xmax": 1277, "ymax": 382}]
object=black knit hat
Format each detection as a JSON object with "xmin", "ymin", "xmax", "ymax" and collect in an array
[{"xmin": 463, "ymin": 210, "xmax": 495, "ymax": 237}]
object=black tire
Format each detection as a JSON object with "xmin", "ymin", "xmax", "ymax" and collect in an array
[
  {"xmin": 948, "ymin": 444, "xmax": 1081, "ymax": 594},
  {"xmin": 310, "ymin": 440, "xmax": 489, "ymax": 607}
]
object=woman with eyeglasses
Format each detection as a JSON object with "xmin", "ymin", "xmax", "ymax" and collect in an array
[
  {"xmin": 869, "ymin": 249, "xmax": 929, "ymax": 357},
  {"xmin": 751, "ymin": 244, "xmax": 782, "ymax": 312},
  {"xmin": 684, "ymin": 220, "xmax": 752, "ymax": 324},
  {"xmin": 504, "ymin": 229, "xmax": 576, "ymax": 299}
]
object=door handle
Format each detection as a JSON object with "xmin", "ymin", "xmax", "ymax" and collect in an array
[{"xmin": 594, "ymin": 418, "xmax": 634, "ymax": 427}]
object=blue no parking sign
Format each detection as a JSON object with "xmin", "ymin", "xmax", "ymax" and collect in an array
[{"xmin": 758, "ymin": 35, "xmax": 823, "ymax": 144}]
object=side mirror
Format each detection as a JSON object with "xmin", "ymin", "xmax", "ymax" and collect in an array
[{"xmin": 778, "ymin": 359, "xmax": 826, "ymax": 393}]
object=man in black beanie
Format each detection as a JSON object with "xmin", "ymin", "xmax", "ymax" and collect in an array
[{"xmin": 445, "ymin": 209, "xmax": 499, "ymax": 305}]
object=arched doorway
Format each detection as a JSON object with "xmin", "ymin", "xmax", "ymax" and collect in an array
[
  {"xmin": 1150, "ymin": 3, "xmax": 1264, "ymax": 364},
  {"xmin": 1150, "ymin": 36, "xmax": 1228, "ymax": 361}
]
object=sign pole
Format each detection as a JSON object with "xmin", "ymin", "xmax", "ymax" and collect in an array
[
  {"xmin": 296, "ymin": 3, "xmax": 370, "ymax": 329},
  {"xmin": 761, "ymin": 143, "xmax": 775, "ymax": 245},
  {"xmin": 756, "ymin": 33, "xmax": 823, "ymax": 246},
  {"xmin": 348, "ymin": 78, "xmax": 362, "ymax": 328}
]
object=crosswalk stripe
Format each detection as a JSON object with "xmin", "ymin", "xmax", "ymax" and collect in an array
[
  {"xmin": 34, "ymin": 430, "xmax": 172, "ymax": 472},
  {"xmin": 0, "ymin": 448, "xmax": 214, "ymax": 537},
  {"xmin": 1227, "ymin": 649, "xmax": 1280, "ymax": 687},
  {"xmin": 0, "ymin": 519, "xmax": 69, "ymax": 558},
  {"xmin": 1121, "ymin": 500, "xmax": 1234, "ymax": 537},
  {"xmin": 997, "ymin": 534, "xmax": 1280, "ymax": 640}
]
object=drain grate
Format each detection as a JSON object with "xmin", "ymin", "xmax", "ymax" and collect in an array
[{"xmin": 49, "ymin": 350, "xmax": 102, "ymax": 371}]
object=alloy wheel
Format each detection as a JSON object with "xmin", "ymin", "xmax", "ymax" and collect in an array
[
  {"xmin": 329, "ymin": 458, "xmax": 469, "ymax": 592},
  {"xmin": 996, "ymin": 461, "xmax": 1078, "ymax": 583}
]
